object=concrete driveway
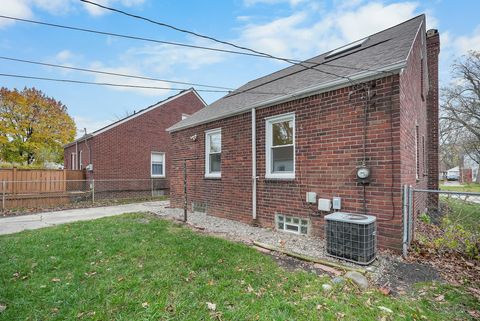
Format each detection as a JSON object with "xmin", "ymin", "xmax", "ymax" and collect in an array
[{"xmin": 0, "ymin": 201, "xmax": 168, "ymax": 236}]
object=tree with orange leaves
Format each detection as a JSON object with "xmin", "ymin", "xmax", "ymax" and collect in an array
[{"xmin": 0, "ymin": 87, "xmax": 76, "ymax": 165}]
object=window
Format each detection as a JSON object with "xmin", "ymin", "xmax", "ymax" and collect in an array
[
  {"xmin": 151, "ymin": 152, "xmax": 165, "ymax": 177},
  {"xmin": 71, "ymin": 153, "xmax": 76, "ymax": 170},
  {"xmin": 266, "ymin": 113, "xmax": 295, "ymax": 179},
  {"xmin": 276, "ymin": 214, "xmax": 309, "ymax": 235},
  {"xmin": 205, "ymin": 129, "xmax": 221, "ymax": 178},
  {"xmin": 79, "ymin": 150, "xmax": 83, "ymax": 170}
]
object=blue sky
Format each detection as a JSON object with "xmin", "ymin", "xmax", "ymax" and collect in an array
[{"xmin": 1, "ymin": 0, "xmax": 479, "ymax": 137}]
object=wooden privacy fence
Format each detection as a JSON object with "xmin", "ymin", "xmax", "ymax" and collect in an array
[{"xmin": 0, "ymin": 168, "xmax": 86, "ymax": 209}]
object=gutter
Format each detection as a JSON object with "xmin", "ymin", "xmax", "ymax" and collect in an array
[{"xmin": 167, "ymin": 60, "xmax": 406, "ymax": 133}]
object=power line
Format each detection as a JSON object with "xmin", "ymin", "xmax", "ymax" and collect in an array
[
  {"xmin": 79, "ymin": 1, "xmax": 356, "ymax": 87},
  {"xmin": 0, "ymin": 55, "xmax": 234, "ymax": 90},
  {"xmin": 0, "ymin": 15, "xmax": 388, "ymax": 76},
  {"xmin": 0, "ymin": 13, "xmax": 394, "ymax": 97},
  {"xmin": 0, "ymin": 15, "xmax": 288, "ymax": 61},
  {"xmin": 0, "ymin": 72, "xmax": 226, "ymax": 92},
  {"xmin": 0, "ymin": 72, "xmax": 286, "ymax": 95}
]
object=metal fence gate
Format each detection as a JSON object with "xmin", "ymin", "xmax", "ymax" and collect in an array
[{"xmin": 403, "ymin": 185, "xmax": 480, "ymax": 256}]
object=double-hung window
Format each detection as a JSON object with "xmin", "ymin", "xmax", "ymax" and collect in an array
[
  {"xmin": 205, "ymin": 129, "xmax": 221, "ymax": 178},
  {"xmin": 151, "ymin": 152, "xmax": 166, "ymax": 178},
  {"xmin": 266, "ymin": 113, "xmax": 295, "ymax": 179}
]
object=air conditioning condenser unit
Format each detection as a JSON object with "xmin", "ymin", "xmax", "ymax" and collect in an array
[{"xmin": 324, "ymin": 212, "xmax": 376, "ymax": 265}]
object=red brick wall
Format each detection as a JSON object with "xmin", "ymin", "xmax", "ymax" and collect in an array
[
  {"xmin": 426, "ymin": 29, "xmax": 440, "ymax": 207},
  {"xmin": 399, "ymin": 22, "xmax": 430, "ymax": 224},
  {"xmin": 171, "ymin": 75, "xmax": 407, "ymax": 250},
  {"xmin": 169, "ymin": 26, "xmax": 437, "ymax": 252},
  {"xmin": 64, "ymin": 91, "xmax": 205, "ymax": 186}
]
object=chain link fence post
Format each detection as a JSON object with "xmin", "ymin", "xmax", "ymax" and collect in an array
[
  {"xmin": 2, "ymin": 180, "xmax": 5, "ymax": 211},
  {"xmin": 91, "ymin": 179, "xmax": 95, "ymax": 204},
  {"xmin": 151, "ymin": 178, "xmax": 154, "ymax": 198}
]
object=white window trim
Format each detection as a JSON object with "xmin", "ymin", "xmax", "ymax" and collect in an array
[
  {"xmin": 79, "ymin": 150, "xmax": 83, "ymax": 170},
  {"xmin": 265, "ymin": 113, "xmax": 295, "ymax": 179},
  {"xmin": 205, "ymin": 128, "xmax": 222, "ymax": 178},
  {"xmin": 151, "ymin": 152, "xmax": 166, "ymax": 178},
  {"xmin": 71, "ymin": 153, "xmax": 76, "ymax": 170}
]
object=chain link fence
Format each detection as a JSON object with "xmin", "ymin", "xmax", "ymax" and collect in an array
[
  {"xmin": 0, "ymin": 178, "xmax": 168, "ymax": 215},
  {"xmin": 405, "ymin": 187, "xmax": 480, "ymax": 258}
]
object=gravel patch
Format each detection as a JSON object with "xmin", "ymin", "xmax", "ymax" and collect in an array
[{"xmin": 152, "ymin": 207, "xmax": 392, "ymax": 284}]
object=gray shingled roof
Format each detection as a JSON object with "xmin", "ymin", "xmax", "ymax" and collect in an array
[{"xmin": 168, "ymin": 15, "xmax": 424, "ymax": 132}]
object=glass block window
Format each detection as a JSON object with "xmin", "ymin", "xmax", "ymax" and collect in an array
[
  {"xmin": 275, "ymin": 214, "xmax": 309, "ymax": 235},
  {"xmin": 151, "ymin": 152, "xmax": 165, "ymax": 177}
]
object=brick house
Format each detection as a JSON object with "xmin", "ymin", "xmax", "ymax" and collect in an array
[
  {"xmin": 64, "ymin": 89, "xmax": 205, "ymax": 193},
  {"xmin": 167, "ymin": 15, "xmax": 440, "ymax": 251}
]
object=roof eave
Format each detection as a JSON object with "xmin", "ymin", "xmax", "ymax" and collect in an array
[{"xmin": 167, "ymin": 60, "xmax": 407, "ymax": 133}]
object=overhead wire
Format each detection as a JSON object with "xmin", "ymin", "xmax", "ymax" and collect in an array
[
  {"xmin": 0, "ymin": 56, "xmax": 234, "ymax": 90},
  {"xmin": 0, "ymin": 14, "xmax": 395, "ymax": 88},
  {"xmin": 79, "ymin": 0, "xmax": 357, "ymax": 86},
  {"xmin": 0, "ymin": 73, "xmax": 225, "ymax": 92}
]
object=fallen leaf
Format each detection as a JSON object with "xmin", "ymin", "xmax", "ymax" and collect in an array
[
  {"xmin": 379, "ymin": 287, "xmax": 391, "ymax": 296},
  {"xmin": 51, "ymin": 278, "xmax": 61, "ymax": 282},
  {"xmin": 313, "ymin": 263, "xmax": 342, "ymax": 276},
  {"xmin": 0, "ymin": 304, "xmax": 6, "ymax": 313},
  {"xmin": 434, "ymin": 294, "xmax": 445, "ymax": 302},
  {"xmin": 468, "ymin": 310, "xmax": 480, "ymax": 318},
  {"xmin": 378, "ymin": 306, "xmax": 393, "ymax": 313},
  {"xmin": 142, "ymin": 302, "xmax": 149, "ymax": 308},
  {"xmin": 206, "ymin": 302, "xmax": 216, "ymax": 311}
]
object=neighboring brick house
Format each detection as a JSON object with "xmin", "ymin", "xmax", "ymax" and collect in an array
[
  {"xmin": 64, "ymin": 89, "xmax": 206, "ymax": 192},
  {"xmin": 167, "ymin": 15, "xmax": 440, "ymax": 251}
]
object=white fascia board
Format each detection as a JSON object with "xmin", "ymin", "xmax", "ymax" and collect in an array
[
  {"xmin": 168, "ymin": 61, "xmax": 406, "ymax": 133},
  {"xmin": 65, "ymin": 89, "xmax": 198, "ymax": 148}
]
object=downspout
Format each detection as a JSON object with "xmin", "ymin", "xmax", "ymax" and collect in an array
[
  {"xmin": 75, "ymin": 141, "xmax": 78, "ymax": 170},
  {"xmin": 251, "ymin": 108, "xmax": 257, "ymax": 221}
]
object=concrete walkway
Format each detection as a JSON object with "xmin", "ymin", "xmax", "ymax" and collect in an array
[{"xmin": 0, "ymin": 200, "xmax": 168, "ymax": 235}]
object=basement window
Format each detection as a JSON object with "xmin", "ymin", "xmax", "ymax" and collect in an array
[
  {"xmin": 205, "ymin": 128, "xmax": 221, "ymax": 178},
  {"xmin": 276, "ymin": 214, "xmax": 309, "ymax": 235},
  {"xmin": 266, "ymin": 113, "xmax": 295, "ymax": 179}
]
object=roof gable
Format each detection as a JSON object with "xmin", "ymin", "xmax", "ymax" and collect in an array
[
  {"xmin": 65, "ymin": 88, "xmax": 205, "ymax": 148},
  {"xmin": 168, "ymin": 15, "xmax": 425, "ymax": 132}
]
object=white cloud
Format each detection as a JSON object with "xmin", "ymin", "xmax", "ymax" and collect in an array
[
  {"xmin": 73, "ymin": 115, "xmax": 112, "ymax": 138},
  {"xmin": 0, "ymin": 0, "xmax": 145, "ymax": 27},
  {"xmin": 88, "ymin": 62, "xmax": 173, "ymax": 97},
  {"xmin": 0, "ymin": 0, "xmax": 33, "ymax": 28},
  {"xmin": 123, "ymin": 39, "xmax": 227, "ymax": 74},
  {"xmin": 244, "ymin": 0, "xmax": 306, "ymax": 7},
  {"xmin": 236, "ymin": 1, "xmax": 425, "ymax": 60},
  {"xmin": 336, "ymin": 2, "xmax": 419, "ymax": 41},
  {"xmin": 81, "ymin": 0, "xmax": 145, "ymax": 17},
  {"xmin": 454, "ymin": 26, "xmax": 480, "ymax": 54}
]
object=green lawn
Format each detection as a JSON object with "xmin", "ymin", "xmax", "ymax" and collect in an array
[
  {"xmin": 0, "ymin": 213, "xmax": 477, "ymax": 320},
  {"xmin": 441, "ymin": 197, "xmax": 480, "ymax": 234},
  {"xmin": 440, "ymin": 183, "xmax": 480, "ymax": 193}
]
